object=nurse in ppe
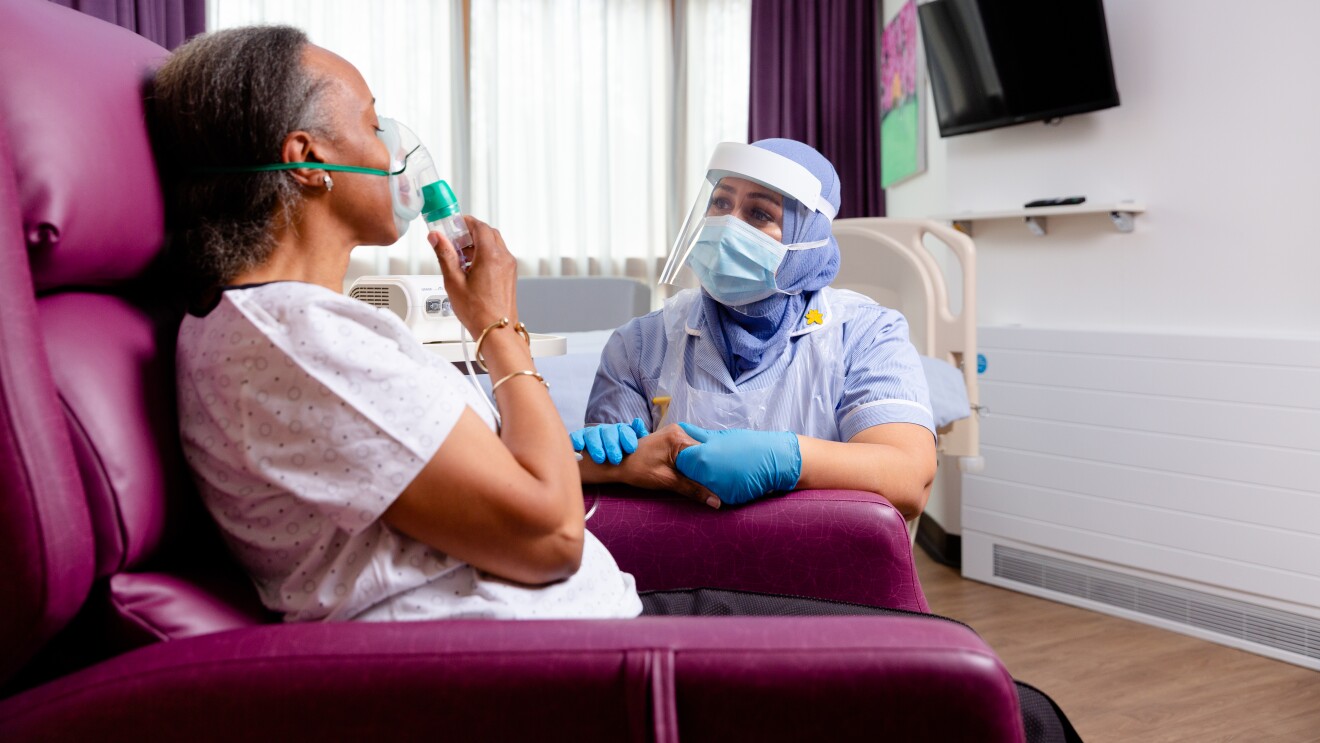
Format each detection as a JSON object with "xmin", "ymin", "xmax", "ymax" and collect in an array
[{"xmin": 573, "ymin": 140, "xmax": 937, "ymax": 519}]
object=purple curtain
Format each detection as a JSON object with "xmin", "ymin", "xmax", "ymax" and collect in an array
[
  {"xmin": 49, "ymin": 0, "xmax": 205, "ymax": 50},
  {"xmin": 749, "ymin": 0, "xmax": 884, "ymax": 219}
]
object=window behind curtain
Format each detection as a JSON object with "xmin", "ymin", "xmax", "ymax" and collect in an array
[
  {"xmin": 678, "ymin": 0, "xmax": 751, "ymax": 243},
  {"xmin": 207, "ymin": 0, "xmax": 748, "ymax": 289}
]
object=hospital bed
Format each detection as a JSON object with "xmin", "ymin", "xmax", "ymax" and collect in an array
[
  {"xmin": 0, "ymin": 3, "xmax": 1023, "ymax": 739},
  {"xmin": 831, "ymin": 217, "xmax": 981, "ymax": 471}
]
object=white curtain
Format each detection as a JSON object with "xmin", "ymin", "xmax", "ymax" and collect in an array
[
  {"xmin": 468, "ymin": 0, "xmax": 749, "ymax": 282},
  {"xmin": 466, "ymin": 0, "xmax": 671, "ymax": 279},
  {"xmin": 666, "ymin": 0, "xmax": 751, "ymax": 295},
  {"xmin": 677, "ymin": 0, "xmax": 751, "ymax": 230},
  {"xmin": 207, "ymin": 0, "xmax": 464, "ymax": 282},
  {"xmin": 207, "ymin": 0, "xmax": 750, "ymax": 287}
]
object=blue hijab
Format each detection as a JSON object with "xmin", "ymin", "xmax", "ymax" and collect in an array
[{"xmin": 699, "ymin": 139, "xmax": 842, "ymax": 379}]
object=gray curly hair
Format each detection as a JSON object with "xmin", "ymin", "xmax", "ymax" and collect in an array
[{"xmin": 146, "ymin": 25, "xmax": 332, "ymax": 302}]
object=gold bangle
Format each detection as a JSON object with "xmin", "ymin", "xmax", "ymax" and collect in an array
[
  {"xmin": 475, "ymin": 316, "xmax": 509, "ymax": 372},
  {"xmin": 474, "ymin": 318, "xmax": 532, "ymax": 372},
  {"xmin": 489, "ymin": 369, "xmax": 548, "ymax": 393}
]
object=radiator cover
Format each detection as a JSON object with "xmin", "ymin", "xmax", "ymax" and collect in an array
[
  {"xmin": 962, "ymin": 326, "xmax": 1320, "ymax": 670},
  {"xmin": 991, "ymin": 543, "xmax": 1320, "ymax": 665}
]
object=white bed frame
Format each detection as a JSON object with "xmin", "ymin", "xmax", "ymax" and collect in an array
[{"xmin": 830, "ymin": 218, "xmax": 981, "ymax": 472}]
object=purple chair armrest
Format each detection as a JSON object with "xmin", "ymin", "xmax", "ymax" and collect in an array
[
  {"xmin": 586, "ymin": 486, "xmax": 929, "ymax": 612},
  {"xmin": 0, "ymin": 617, "xmax": 1022, "ymax": 742}
]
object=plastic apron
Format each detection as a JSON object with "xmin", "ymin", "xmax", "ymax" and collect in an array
[{"xmin": 655, "ymin": 287, "xmax": 865, "ymax": 442}]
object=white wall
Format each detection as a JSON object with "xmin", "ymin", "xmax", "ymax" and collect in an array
[
  {"xmin": 887, "ymin": 0, "xmax": 1320, "ymax": 335},
  {"xmin": 884, "ymin": 0, "xmax": 1320, "ymax": 537}
]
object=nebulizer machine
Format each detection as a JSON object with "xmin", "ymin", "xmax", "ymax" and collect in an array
[{"xmin": 346, "ymin": 119, "xmax": 503, "ymax": 423}]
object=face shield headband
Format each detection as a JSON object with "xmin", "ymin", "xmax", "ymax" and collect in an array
[{"xmin": 659, "ymin": 142, "xmax": 838, "ymax": 287}]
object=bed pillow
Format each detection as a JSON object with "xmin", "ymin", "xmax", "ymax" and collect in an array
[{"xmin": 920, "ymin": 355, "xmax": 972, "ymax": 430}]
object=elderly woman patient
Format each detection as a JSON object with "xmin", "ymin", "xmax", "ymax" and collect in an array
[
  {"xmin": 150, "ymin": 26, "xmax": 640, "ymax": 622},
  {"xmin": 574, "ymin": 140, "xmax": 937, "ymax": 520}
]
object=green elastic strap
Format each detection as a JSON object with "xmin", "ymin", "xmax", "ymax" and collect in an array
[
  {"xmin": 193, "ymin": 144, "xmax": 419, "ymax": 177},
  {"xmin": 196, "ymin": 162, "xmax": 394, "ymax": 176}
]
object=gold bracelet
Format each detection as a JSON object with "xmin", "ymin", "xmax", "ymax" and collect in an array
[
  {"xmin": 489, "ymin": 369, "xmax": 548, "ymax": 393},
  {"xmin": 473, "ymin": 317, "xmax": 508, "ymax": 372},
  {"xmin": 474, "ymin": 318, "xmax": 532, "ymax": 372}
]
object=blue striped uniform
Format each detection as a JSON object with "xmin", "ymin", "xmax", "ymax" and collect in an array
[{"xmin": 584, "ymin": 287, "xmax": 934, "ymax": 441}]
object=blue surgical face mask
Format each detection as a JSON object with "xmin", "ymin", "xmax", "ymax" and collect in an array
[{"xmin": 687, "ymin": 215, "xmax": 830, "ymax": 307}]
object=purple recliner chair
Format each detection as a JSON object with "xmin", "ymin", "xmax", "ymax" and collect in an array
[{"xmin": 0, "ymin": 2, "xmax": 1023, "ymax": 740}]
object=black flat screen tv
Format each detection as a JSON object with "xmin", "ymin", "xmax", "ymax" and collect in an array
[{"xmin": 918, "ymin": 0, "xmax": 1120, "ymax": 137}]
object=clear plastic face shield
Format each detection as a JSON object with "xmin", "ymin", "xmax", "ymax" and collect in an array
[{"xmin": 659, "ymin": 142, "xmax": 838, "ymax": 294}]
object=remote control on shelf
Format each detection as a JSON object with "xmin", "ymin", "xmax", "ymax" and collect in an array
[{"xmin": 1024, "ymin": 196, "xmax": 1086, "ymax": 208}]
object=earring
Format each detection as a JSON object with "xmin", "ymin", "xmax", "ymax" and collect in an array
[{"xmin": 323, "ymin": 174, "xmax": 334, "ymax": 192}]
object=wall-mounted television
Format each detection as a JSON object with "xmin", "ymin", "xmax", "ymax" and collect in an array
[{"xmin": 918, "ymin": 0, "xmax": 1120, "ymax": 137}]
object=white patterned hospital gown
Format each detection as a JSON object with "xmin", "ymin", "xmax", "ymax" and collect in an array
[{"xmin": 176, "ymin": 281, "xmax": 641, "ymax": 622}]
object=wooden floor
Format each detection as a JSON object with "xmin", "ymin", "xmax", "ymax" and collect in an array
[{"xmin": 915, "ymin": 550, "xmax": 1320, "ymax": 743}]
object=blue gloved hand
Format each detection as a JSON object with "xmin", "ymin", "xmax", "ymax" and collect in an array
[
  {"xmin": 570, "ymin": 417, "xmax": 650, "ymax": 465},
  {"xmin": 674, "ymin": 423, "xmax": 802, "ymax": 506}
]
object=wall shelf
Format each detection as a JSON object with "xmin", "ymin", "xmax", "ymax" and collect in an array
[{"xmin": 932, "ymin": 201, "xmax": 1145, "ymax": 237}]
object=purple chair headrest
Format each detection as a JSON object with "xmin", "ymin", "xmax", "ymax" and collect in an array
[{"xmin": 0, "ymin": 0, "xmax": 168, "ymax": 291}]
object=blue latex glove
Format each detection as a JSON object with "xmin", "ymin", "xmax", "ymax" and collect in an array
[
  {"xmin": 570, "ymin": 418, "xmax": 650, "ymax": 465},
  {"xmin": 674, "ymin": 423, "xmax": 802, "ymax": 506}
]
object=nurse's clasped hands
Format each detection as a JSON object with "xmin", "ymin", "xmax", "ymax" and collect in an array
[
  {"xmin": 571, "ymin": 419, "xmax": 803, "ymax": 507},
  {"xmin": 570, "ymin": 417, "xmax": 651, "ymax": 464},
  {"xmin": 673, "ymin": 424, "xmax": 802, "ymax": 506}
]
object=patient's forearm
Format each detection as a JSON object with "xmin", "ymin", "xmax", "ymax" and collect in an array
[
  {"xmin": 794, "ymin": 429, "xmax": 936, "ymax": 520},
  {"xmin": 575, "ymin": 426, "xmax": 683, "ymax": 489},
  {"xmin": 577, "ymin": 458, "xmax": 621, "ymax": 485}
]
